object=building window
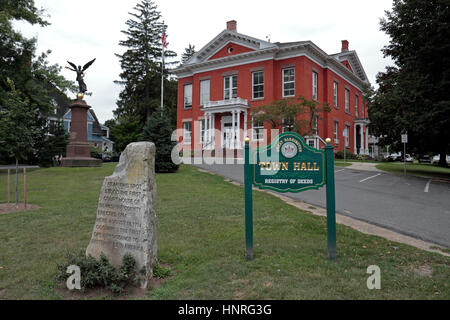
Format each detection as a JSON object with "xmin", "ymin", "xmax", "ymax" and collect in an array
[
  {"xmin": 282, "ymin": 116, "xmax": 295, "ymax": 132},
  {"xmin": 224, "ymin": 75, "xmax": 237, "ymax": 100},
  {"xmin": 282, "ymin": 68, "xmax": 295, "ymax": 97},
  {"xmin": 183, "ymin": 121, "xmax": 191, "ymax": 144},
  {"xmin": 184, "ymin": 84, "xmax": 192, "ymax": 108},
  {"xmin": 252, "ymin": 117, "xmax": 264, "ymax": 141},
  {"xmin": 345, "ymin": 125, "xmax": 350, "ymax": 147},
  {"xmin": 200, "ymin": 80, "xmax": 210, "ymax": 105},
  {"xmin": 333, "ymin": 81, "xmax": 338, "ymax": 107},
  {"xmin": 345, "ymin": 88, "xmax": 349, "ymax": 113},
  {"xmin": 252, "ymin": 71, "xmax": 264, "ymax": 99},
  {"xmin": 307, "ymin": 139, "xmax": 316, "ymax": 149},
  {"xmin": 361, "ymin": 101, "xmax": 365, "ymax": 118},
  {"xmin": 355, "ymin": 95, "xmax": 359, "ymax": 117},
  {"xmin": 312, "ymin": 71, "xmax": 318, "ymax": 100},
  {"xmin": 334, "ymin": 121, "xmax": 339, "ymax": 144}
]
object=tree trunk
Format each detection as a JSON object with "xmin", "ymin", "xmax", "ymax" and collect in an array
[
  {"xmin": 145, "ymin": 82, "xmax": 150, "ymax": 121},
  {"xmin": 438, "ymin": 149, "xmax": 448, "ymax": 167},
  {"xmin": 15, "ymin": 158, "xmax": 18, "ymax": 205}
]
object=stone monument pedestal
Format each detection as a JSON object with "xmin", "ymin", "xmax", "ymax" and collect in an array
[{"xmin": 62, "ymin": 99, "xmax": 102, "ymax": 167}]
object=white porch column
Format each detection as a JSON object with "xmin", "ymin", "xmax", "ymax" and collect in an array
[
  {"xmin": 236, "ymin": 110, "xmax": 241, "ymax": 148},
  {"xmin": 211, "ymin": 113, "xmax": 215, "ymax": 149},
  {"xmin": 353, "ymin": 123, "xmax": 357, "ymax": 154},
  {"xmin": 365, "ymin": 126, "xmax": 369, "ymax": 155},
  {"xmin": 359, "ymin": 125, "xmax": 364, "ymax": 155},
  {"xmin": 231, "ymin": 110, "xmax": 235, "ymax": 149},
  {"xmin": 204, "ymin": 112, "xmax": 209, "ymax": 149},
  {"xmin": 244, "ymin": 109, "xmax": 248, "ymax": 141},
  {"xmin": 207, "ymin": 112, "xmax": 211, "ymax": 149}
]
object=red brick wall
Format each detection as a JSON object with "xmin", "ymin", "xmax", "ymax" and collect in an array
[{"xmin": 177, "ymin": 54, "xmax": 364, "ymax": 153}]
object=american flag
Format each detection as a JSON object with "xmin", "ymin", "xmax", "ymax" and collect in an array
[{"xmin": 161, "ymin": 29, "xmax": 167, "ymax": 49}]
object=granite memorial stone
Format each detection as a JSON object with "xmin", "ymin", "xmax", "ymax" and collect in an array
[{"xmin": 86, "ymin": 142, "xmax": 157, "ymax": 288}]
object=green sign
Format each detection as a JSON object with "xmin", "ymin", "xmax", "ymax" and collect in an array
[
  {"xmin": 244, "ymin": 132, "xmax": 336, "ymax": 261},
  {"xmin": 252, "ymin": 132, "xmax": 326, "ymax": 192}
]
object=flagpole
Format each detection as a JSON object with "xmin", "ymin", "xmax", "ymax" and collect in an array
[{"xmin": 161, "ymin": 22, "xmax": 165, "ymax": 117}]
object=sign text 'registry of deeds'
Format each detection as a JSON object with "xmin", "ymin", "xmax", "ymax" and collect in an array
[{"xmin": 252, "ymin": 132, "xmax": 326, "ymax": 193}]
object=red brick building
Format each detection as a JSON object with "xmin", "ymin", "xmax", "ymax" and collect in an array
[{"xmin": 173, "ymin": 20, "xmax": 370, "ymax": 156}]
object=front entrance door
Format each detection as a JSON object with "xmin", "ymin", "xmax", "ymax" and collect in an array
[
  {"xmin": 223, "ymin": 124, "xmax": 234, "ymax": 149},
  {"xmin": 221, "ymin": 116, "xmax": 237, "ymax": 149}
]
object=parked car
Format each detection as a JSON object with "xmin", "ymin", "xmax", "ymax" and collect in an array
[
  {"xmin": 101, "ymin": 154, "xmax": 112, "ymax": 162},
  {"xmin": 386, "ymin": 152, "xmax": 402, "ymax": 161},
  {"xmin": 418, "ymin": 154, "xmax": 431, "ymax": 164},
  {"xmin": 400, "ymin": 154, "xmax": 414, "ymax": 163},
  {"xmin": 431, "ymin": 154, "xmax": 450, "ymax": 165},
  {"xmin": 91, "ymin": 153, "xmax": 102, "ymax": 160}
]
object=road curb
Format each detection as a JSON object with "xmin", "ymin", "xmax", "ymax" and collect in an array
[{"xmin": 196, "ymin": 166, "xmax": 450, "ymax": 257}]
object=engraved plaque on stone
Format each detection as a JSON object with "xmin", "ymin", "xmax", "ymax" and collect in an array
[{"xmin": 86, "ymin": 142, "xmax": 157, "ymax": 288}]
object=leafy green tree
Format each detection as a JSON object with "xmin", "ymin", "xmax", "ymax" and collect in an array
[
  {"xmin": 369, "ymin": 0, "xmax": 450, "ymax": 166},
  {"xmin": 181, "ymin": 44, "xmax": 196, "ymax": 64},
  {"xmin": 0, "ymin": 79, "xmax": 40, "ymax": 203},
  {"xmin": 141, "ymin": 108, "xmax": 178, "ymax": 173},
  {"xmin": 33, "ymin": 120, "xmax": 69, "ymax": 167},
  {"xmin": 109, "ymin": 114, "xmax": 143, "ymax": 153},
  {"xmin": 251, "ymin": 95, "xmax": 331, "ymax": 137},
  {"xmin": 0, "ymin": 1, "xmax": 75, "ymax": 165},
  {"xmin": 114, "ymin": 0, "xmax": 177, "ymax": 133}
]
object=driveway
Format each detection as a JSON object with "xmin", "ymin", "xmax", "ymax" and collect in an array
[{"xmin": 192, "ymin": 162, "xmax": 450, "ymax": 248}]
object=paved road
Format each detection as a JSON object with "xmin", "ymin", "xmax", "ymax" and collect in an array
[{"xmin": 192, "ymin": 163, "xmax": 450, "ymax": 248}]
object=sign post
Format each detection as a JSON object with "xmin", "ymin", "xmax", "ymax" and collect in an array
[
  {"xmin": 244, "ymin": 137, "xmax": 254, "ymax": 260},
  {"xmin": 324, "ymin": 138, "xmax": 336, "ymax": 260},
  {"xmin": 244, "ymin": 132, "xmax": 337, "ymax": 261},
  {"xmin": 342, "ymin": 129, "xmax": 347, "ymax": 166},
  {"xmin": 401, "ymin": 133, "xmax": 408, "ymax": 177}
]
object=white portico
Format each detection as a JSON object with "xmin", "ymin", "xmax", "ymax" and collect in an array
[
  {"xmin": 353, "ymin": 118, "xmax": 370, "ymax": 155},
  {"xmin": 201, "ymin": 97, "xmax": 250, "ymax": 150}
]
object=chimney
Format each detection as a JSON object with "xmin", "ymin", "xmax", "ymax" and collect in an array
[
  {"xmin": 341, "ymin": 40, "xmax": 349, "ymax": 52},
  {"xmin": 227, "ymin": 20, "xmax": 237, "ymax": 31}
]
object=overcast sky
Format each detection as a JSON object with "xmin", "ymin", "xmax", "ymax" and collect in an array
[{"xmin": 16, "ymin": 0, "xmax": 395, "ymax": 124}]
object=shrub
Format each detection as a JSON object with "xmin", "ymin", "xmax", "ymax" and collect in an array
[
  {"xmin": 55, "ymin": 250, "xmax": 144, "ymax": 295},
  {"xmin": 334, "ymin": 150, "xmax": 357, "ymax": 160},
  {"xmin": 153, "ymin": 263, "xmax": 172, "ymax": 279}
]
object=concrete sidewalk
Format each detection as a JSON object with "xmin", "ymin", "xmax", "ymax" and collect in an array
[{"xmin": 344, "ymin": 162, "xmax": 382, "ymax": 172}]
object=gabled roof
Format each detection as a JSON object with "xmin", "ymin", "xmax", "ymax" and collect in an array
[
  {"xmin": 174, "ymin": 26, "xmax": 369, "ymax": 88},
  {"xmin": 330, "ymin": 50, "xmax": 368, "ymax": 83},
  {"xmin": 183, "ymin": 29, "xmax": 276, "ymax": 65}
]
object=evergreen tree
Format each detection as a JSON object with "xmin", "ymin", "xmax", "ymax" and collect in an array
[
  {"xmin": 141, "ymin": 108, "xmax": 179, "ymax": 173},
  {"xmin": 181, "ymin": 44, "xmax": 196, "ymax": 64},
  {"xmin": 113, "ymin": 0, "xmax": 177, "ymax": 149},
  {"xmin": 369, "ymin": 0, "xmax": 450, "ymax": 166}
]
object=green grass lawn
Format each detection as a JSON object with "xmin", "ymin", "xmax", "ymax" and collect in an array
[
  {"xmin": 375, "ymin": 162, "xmax": 450, "ymax": 180},
  {"xmin": 0, "ymin": 164, "xmax": 449, "ymax": 299}
]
